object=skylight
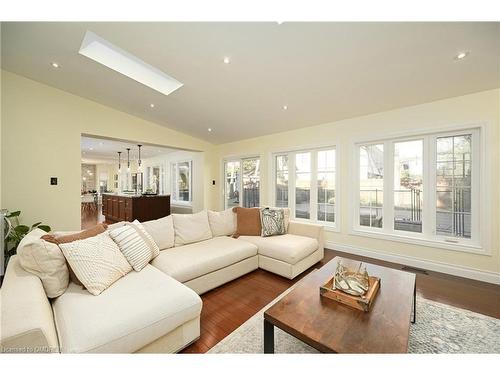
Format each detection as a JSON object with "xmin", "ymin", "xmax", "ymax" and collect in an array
[{"xmin": 79, "ymin": 31, "xmax": 183, "ymax": 96}]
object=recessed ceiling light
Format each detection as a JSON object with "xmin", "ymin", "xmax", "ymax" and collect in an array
[
  {"xmin": 282, "ymin": 105, "xmax": 288, "ymax": 110},
  {"xmin": 79, "ymin": 31, "xmax": 183, "ymax": 96},
  {"xmin": 150, "ymin": 103, "xmax": 155, "ymax": 108},
  {"xmin": 51, "ymin": 62, "xmax": 60, "ymax": 68},
  {"xmin": 223, "ymin": 57, "xmax": 230, "ymax": 64},
  {"xmin": 455, "ymin": 51, "xmax": 469, "ymax": 60},
  {"xmin": 89, "ymin": 147, "xmax": 94, "ymax": 151},
  {"xmin": 208, "ymin": 128, "xmax": 212, "ymax": 132}
]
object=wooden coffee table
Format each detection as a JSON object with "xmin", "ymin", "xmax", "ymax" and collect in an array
[{"xmin": 263, "ymin": 257, "xmax": 416, "ymax": 353}]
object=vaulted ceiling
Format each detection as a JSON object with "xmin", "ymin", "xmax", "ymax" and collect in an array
[{"xmin": 2, "ymin": 22, "xmax": 499, "ymax": 144}]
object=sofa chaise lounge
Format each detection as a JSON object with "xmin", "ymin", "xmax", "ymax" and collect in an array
[{"xmin": 1, "ymin": 208, "xmax": 324, "ymax": 354}]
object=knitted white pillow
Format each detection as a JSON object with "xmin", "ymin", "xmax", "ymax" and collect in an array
[
  {"xmin": 59, "ymin": 232, "xmax": 132, "ymax": 296},
  {"xmin": 109, "ymin": 221, "xmax": 160, "ymax": 271}
]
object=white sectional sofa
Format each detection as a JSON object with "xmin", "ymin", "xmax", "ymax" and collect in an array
[{"xmin": 1, "ymin": 209, "xmax": 324, "ymax": 354}]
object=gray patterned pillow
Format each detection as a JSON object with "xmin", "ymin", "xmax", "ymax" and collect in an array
[{"xmin": 260, "ymin": 208, "xmax": 286, "ymax": 237}]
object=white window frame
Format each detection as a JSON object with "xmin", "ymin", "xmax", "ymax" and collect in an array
[
  {"xmin": 222, "ymin": 155, "xmax": 261, "ymax": 209},
  {"xmin": 171, "ymin": 160, "xmax": 192, "ymax": 206},
  {"xmin": 270, "ymin": 145, "xmax": 339, "ymax": 231},
  {"xmin": 350, "ymin": 125, "xmax": 488, "ymax": 254}
]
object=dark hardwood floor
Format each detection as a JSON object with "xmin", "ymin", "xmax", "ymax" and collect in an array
[
  {"xmin": 181, "ymin": 248, "xmax": 500, "ymax": 354},
  {"xmin": 81, "ymin": 204, "xmax": 105, "ymax": 229}
]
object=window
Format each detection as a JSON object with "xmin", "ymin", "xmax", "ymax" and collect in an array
[
  {"xmin": 273, "ymin": 147, "xmax": 337, "ymax": 227},
  {"xmin": 275, "ymin": 155, "xmax": 289, "ymax": 208},
  {"xmin": 317, "ymin": 150, "xmax": 336, "ymax": 223},
  {"xmin": 171, "ymin": 161, "xmax": 191, "ymax": 204},
  {"xmin": 354, "ymin": 128, "xmax": 480, "ymax": 249},
  {"xmin": 394, "ymin": 140, "xmax": 423, "ymax": 233},
  {"xmin": 295, "ymin": 152, "xmax": 311, "ymax": 219},
  {"xmin": 224, "ymin": 157, "xmax": 260, "ymax": 209},
  {"xmin": 359, "ymin": 144, "xmax": 384, "ymax": 228},
  {"xmin": 436, "ymin": 134, "xmax": 472, "ymax": 238}
]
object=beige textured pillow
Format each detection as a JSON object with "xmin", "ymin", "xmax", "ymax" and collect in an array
[
  {"xmin": 17, "ymin": 228, "xmax": 69, "ymax": 298},
  {"xmin": 141, "ymin": 215, "xmax": 175, "ymax": 250},
  {"xmin": 59, "ymin": 232, "xmax": 132, "ymax": 296},
  {"xmin": 208, "ymin": 209, "xmax": 237, "ymax": 237},
  {"xmin": 109, "ymin": 221, "xmax": 160, "ymax": 271},
  {"xmin": 172, "ymin": 210, "xmax": 213, "ymax": 246}
]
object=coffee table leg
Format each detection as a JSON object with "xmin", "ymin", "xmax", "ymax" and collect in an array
[
  {"xmin": 264, "ymin": 319, "xmax": 274, "ymax": 353},
  {"xmin": 411, "ymin": 281, "xmax": 416, "ymax": 324}
]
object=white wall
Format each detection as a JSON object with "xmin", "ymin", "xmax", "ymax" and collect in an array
[
  {"xmin": 142, "ymin": 150, "xmax": 204, "ymax": 214},
  {"xmin": 206, "ymin": 89, "xmax": 500, "ymax": 278}
]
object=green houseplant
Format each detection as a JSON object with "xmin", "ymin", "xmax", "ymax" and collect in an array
[{"xmin": 4, "ymin": 210, "xmax": 51, "ymax": 270}]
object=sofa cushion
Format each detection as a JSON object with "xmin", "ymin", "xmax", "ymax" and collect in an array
[
  {"xmin": 233, "ymin": 207, "xmax": 262, "ymax": 237},
  {"xmin": 141, "ymin": 215, "xmax": 175, "ymax": 250},
  {"xmin": 260, "ymin": 208, "xmax": 286, "ymax": 237},
  {"xmin": 42, "ymin": 223, "xmax": 108, "ymax": 244},
  {"xmin": 172, "ymin": 210, "xmax": 213, "ymax": 246},
  {"xmin": 208, "ymin": 209, "xmax": 236, "ymax": 237},
  {"xmin": 59, "ymin": 232, "xmax": 132, "ymax": 296},
  {"xmin": 268, "ymin": 207, "xmax": 291, "ymax": 232},
  {"xmin": 109, "ymin": 221, "xmax": 160, "ymax": 271},
  {"xmin": 238, "ymin": 234, "xmax": 318, "ymax": 265},
  {"xmin": 151, "ymin": 236, "xmax": 258, "ymax": 283},
  {"xmin": 17, "ymin": 228, "xmax": 69, "ymax": 298},
  {"xmin": 52, "ymin": 265, "xmax": 202, "ymax": 353},
  {"xmin": 42, "ymin": 223, "xmax": 108, "ymax": 286}
]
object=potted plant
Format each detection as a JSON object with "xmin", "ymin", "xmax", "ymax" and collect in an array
[{"xmin": 3, "ymin": 210, "xmax": 51, "ymax": 271}]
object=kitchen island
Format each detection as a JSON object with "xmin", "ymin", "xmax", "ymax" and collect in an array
[{"xmin": 102, "ymin": 193, "xmax": 170, "ymax": 223}]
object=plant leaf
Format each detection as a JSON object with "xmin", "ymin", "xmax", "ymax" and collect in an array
[
  {"xmin": 14, "ymin": 225, "xmax": 30, "ymax": 235},
  {"xmin": 31, "ymin": 222, "xmax": 42, "ymax": 229},
  {"xmin": 37, "ymin": 225, "xmax": 51, "ymax": 232},
  {"xmin": 7, "ymin": 211, "xmax": 21, "ymax": 218}
]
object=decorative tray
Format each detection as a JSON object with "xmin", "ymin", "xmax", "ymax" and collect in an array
[{"xmin": 320, "ymin": 275, "xmax": 380, "ymax": 312}]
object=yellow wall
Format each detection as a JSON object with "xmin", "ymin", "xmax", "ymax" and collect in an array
[
  {"xmin": 1, "ymin": 71, "xmax": 213, "ymax": 230},
  {"xmin": 2, "ymin": 69, "xmax": 499, "ymax": 277},
  {"xmin": 206, "ymin": 89, "xmax": 500, "ymax": 274}
]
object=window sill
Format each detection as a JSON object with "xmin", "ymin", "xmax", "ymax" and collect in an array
[{"xmin": 349, "ymin": 228, "xmax": 489, "ymax": 255}]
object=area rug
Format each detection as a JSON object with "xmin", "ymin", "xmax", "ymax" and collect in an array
[{"xmin": 208, "ymin": 287, "xmax": 500, "ymax": 354}]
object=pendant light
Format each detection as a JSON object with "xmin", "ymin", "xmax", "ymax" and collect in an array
[
  {"xmin": 126, "ymin": 148, "xmax": 131, "ymax": 172},
  {"xmin": 117, "ymin": 151, "xmax": 122, "ymax": 173},
  {"xmin": 137, "ymin": 144, "xmax": 142, "ymax": 171}
]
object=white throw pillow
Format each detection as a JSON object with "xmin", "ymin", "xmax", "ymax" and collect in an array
[
  {"xmin": 109, "ymin": 221, "xmax": 160, "ymax": 271},
  {"xmin": 208, "ymin": 209, "xmax": 237, "ymax": 237},
  {"xmin": 106, "ymin": 221, "xmax": 127, "ymax": 231},
  {"xmin": 141, "ymin": 215, "xmax": 175, "ymax": 250},
  {"xmin": 17, "ymin": 228, "xmax": 69, "ymax": 298},
  {"xmin": 172, "ymin": 210, "xmax": 213, "ymax": 246},
  {"xmin": 59, "ymin": 232, "xmax": 132, "ymax": 296}
]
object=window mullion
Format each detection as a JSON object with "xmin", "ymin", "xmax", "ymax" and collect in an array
[
  {"xmin": 310, "ymin": 151, "xmax": 318, "ymax": 222},
  {"xmin": 290, "ymin": 153, "xmax": 296, "ymax": 218},
  {"xmin": 384, "ymin": 141, "xmax": 394, "ymax": 233},
  {"xmin": 422, "ymin": 135, "xmax": 434, "ymax": 238},
  {"xmin": 471, "ymin": 129, "xmax": 480, "ymax": 244}
]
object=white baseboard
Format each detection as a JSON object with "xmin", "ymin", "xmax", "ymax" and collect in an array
[{"xmin": 325, "ymin": 241, "xmax": 500, "ymax": 285}]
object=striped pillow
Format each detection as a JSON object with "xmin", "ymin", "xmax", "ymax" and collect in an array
[{"xmin": 109, "ymin": 221, "xmax": 160, "ymax": 271}]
